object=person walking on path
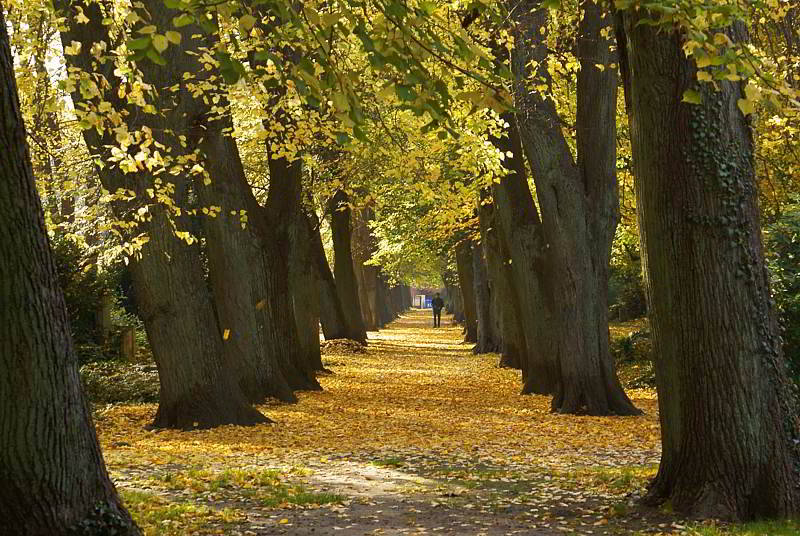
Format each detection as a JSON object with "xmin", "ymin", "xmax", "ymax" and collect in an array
[{"xmin": 432, "ymin": 293, "xmax": 445, "ymax": 328}]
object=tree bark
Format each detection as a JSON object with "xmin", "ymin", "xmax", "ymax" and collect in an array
[
  {"xmin": 455, "ymin": 240, "xmax": 478, "ymax": 342},
  {"xmin": 329, "ymin": 190, "xmax": 368, "ymax": 343},
  {"xmin": 472, "ymin": 238, "xmax": 499, "ymax": 353},
  {"xmin": 309, "ymin": 212, "xmax": 351, "ymax": 340},
  {"xmin": 506, "ymin": 0, "xmax": 639, "ymax": 413},
  {"xmin": 0, "ymin": 12, "xmax": 139, "ymax": 532},
  {"xmin": 622, "ymin": 12, "xmax": 800, "ymax": 519},
  {"xmin": 480, "ymin": 198, "xmax": 523, "ymax": 368},
  {"xmin": 56, "ymin": 0, "xmax": 266, "ymax": 428}
]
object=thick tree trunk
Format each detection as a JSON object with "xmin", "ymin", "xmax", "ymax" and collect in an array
[
  {"xmin": 263, "ymin": 151, "xmax": 321, "ymax": 391},
  {"xmin": 623, "ymin": 13, "xmax": 799, "ymax": 519},
  {"xmin": 455, "ymin": 241, "xmax": 478, "ymax": 342},
  {"xmin": 480, "ymin": 198, "xmax": 523, "ymax": 368},
  {"xmin": 57, "ymin": 0, "xmax": 266, "ymax": 428},
  {"xmin": 472, "ymin": 240, "xmax": 499, "ymax": 353},
  {"xmin": 194, "ymin": 118, "xmax": 297, "ymax": 403},
  {"xmin": 0, "ymin": 15, "xmax": 139, "ymax": 532},
  {"xmin": 329, "ymin": 190, "xmax": 368, "ymax": 343},
  {"xmin": 490, "ymin": 117, "xmax": 556, "ymax": 393},
  {"xmin": 309, "ymin": 212, "xmax": 351, "ymax": 340},
  {"xmin": 352, "ymin": 208, "xmax": 381, "ymax": 330},
  {"xmin": 506, "ymin": 0, "xmax": 639, "ymax": 413},
  {"xmin": 290, "ymin": 209, "xmax": 325, "ymax": 372}
]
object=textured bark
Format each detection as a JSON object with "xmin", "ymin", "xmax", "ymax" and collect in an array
[
  {"xmin": 506, "ymin": 0, "xmax": 639, "ymax": 413},
  {"xmin": 194, "ymin": 117, "xmax": 296, "ymax": 403},
  {"xmin": 623, "ymin": 13, "xmax": 800, "ymax": 519},
  {"xmin": 480, "ymin": 198, "xmax": 523, "ymax": 368},
  {"xmin": 455, "ymin": 241, "xmax": 478, "ymax": 343},
  {"xmin": 290, "ymin": 209, "xmax": 325, "ymax": 372},
  {"xmin": 263, "ymin": 148, "xmax": 321, "ymax": 391},
  {"xmin": 352, "ymin": 208, "xmax": 380, "ymax": 330},
  {"xmin": 57, "ymin": 0, "xmax": 266, "ymax": 428},
  {"xmin": 0, "ymin": 13, "xmax": 139, "ymax": 532},
  {"xmin": 329, "ymin": 190, "xmax": 368, "ymax": 343},
  {"xmin": 309, "ymin": 212, "xmax": 351, "ymax": 340},
  {"xmin": 472, "ymin": 239, "xmax": 499, "ymax": 353},
  {"xmin": 490, "ymin": 117, "xmax": 556, "ymax": 393}
]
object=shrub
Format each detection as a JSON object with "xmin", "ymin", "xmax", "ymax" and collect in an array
[
  {"xmin": 764, "ymin": 208, "xmax": 800, "ymax": 384},
  {"xmin": 80, "ymin": 361, "xmax": 160, "ymax": 404}
]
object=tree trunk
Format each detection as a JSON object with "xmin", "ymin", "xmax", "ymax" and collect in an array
[
  {"xmin": 480, "ymin": 198, "xmax": 523, "ymax": 369},
  {"xmin": 506, "ymin": 0, "xmax": 639, "ymax": 413},
  {"xmin": 328, "ymin": 190, "xmax": 368, "ymax": 343},
  {"xmin": 472, "ymin": 239, "xmax": 499, "ymax": 353},
  {"xmin": 0, "ymin": 14, "xmax": 139, "ymax": 532},
  {"xmin": 309, "ymin": 212, "xmax": 352, "ymax": 340},
  {"xmin": 352, "ymin": 208, "xmax": 380, "ymax": 330},
  {"xmin": 455, "ymin": 240, "xmax": 478, "ymax": 343},
  {"xmin": 289, "ymin": 209, "xmax": 325, "ymax": 372},
  {"xmin": 56, "ymin": 0, "xmax": 266, "ymax": 428},
  {"xmin": 622, "ymin": 12, "xmax": 800, "ymax": 519}
]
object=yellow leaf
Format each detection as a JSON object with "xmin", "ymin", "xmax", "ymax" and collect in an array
[
  {"xmin": 696, "ymin": 71, "xmax": 712, "ymax": 82},
  {"xmin": 165, "ymin": 31, "xmax": 182, "ymax": 45},
  {"xmin": 239, "ymin": 14, "xmax": 257, "ymax": 31},
  {"xmin": 152, "ymin": 34, "xmax": 168, "ymax": 53},
  {"xmin": 737, "ymin": 97, "xmax": 755, "ymax": 116},
  {"xmin": 223, "ymin": 329, "xmax": 231, "ymax": 340}
]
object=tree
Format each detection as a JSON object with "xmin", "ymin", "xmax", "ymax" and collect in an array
[
  {"xmin": 455, "ymin": 240, "xmax": 478, "ymax": 343},
  {"xmin": 503, "ymin": 0, "xmax": 639, "ymax": 414},
  {"xmin": 329, "ymin": 189, "xmax": 368, "ymax": 343},
  {"xmin": 0, "ymin": 6, "xmax": 138, "ymax": 532},
  {"xmin": 56, "ymin": 0, "xmax": 268, "ymax": 427},
  {"xmin": 621, "ymin": 10, "xmax": 800, "ymax": 519}
]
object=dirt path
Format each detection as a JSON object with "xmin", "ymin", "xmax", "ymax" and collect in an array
[{"xmin": 99, "ymin": 310, "xmax": 674, "ymax": 535}]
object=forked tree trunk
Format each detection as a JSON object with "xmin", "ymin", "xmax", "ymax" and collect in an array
[
  {"xmin": 455, "ymin": 240, "xmax": 478, "ymax": 342},
  {"xmin": 57, "ymin": 0, "xmax": 266, "ymax": 428},
  {"xmin": 329, "ymin": 190, "xmax": 368, "ymax": 343},
  {"xmin": 506, "ymin": 0, "xmax": 639, "ymax": 413},
  {"xmin": 0, "ymin": 14, "xmax": 138, "ymax": 532},
  {"xmin": 622, "ymin": 13, "xmax": 799, "ymax": 519}
]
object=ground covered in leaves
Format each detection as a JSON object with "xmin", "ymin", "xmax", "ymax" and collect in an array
[{"xmin": 95, "ymin": 311, "xmax": 797, "ymax": 535}]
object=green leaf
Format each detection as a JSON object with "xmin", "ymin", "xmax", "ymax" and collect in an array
[
  {"xmin": 173, "ymin": 13, "xmax": 194, "ymax": 28},
  {"xmin": 127, "ymin": 36, "xmax": 151, "ymax": 51},
  {"xmin": 146, "ymin": 48, "xmax": 167, "ymax": 66},
  {"xmin": 681, "ymin": 89, "xmax": 703, "ymax": 104},
  {"xmin": 152, "ymin": 34, "xmax": 168, "ymax": 53}
]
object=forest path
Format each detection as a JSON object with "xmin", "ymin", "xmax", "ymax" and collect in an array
[{"xmin": 98, "ymin": 309, "xmax": 668, "ymax": 535}]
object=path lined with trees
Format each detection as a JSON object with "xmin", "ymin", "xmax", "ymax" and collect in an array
[{"xmin": 1, "ymin": 0, "xmax": 799, "ymax": 533}]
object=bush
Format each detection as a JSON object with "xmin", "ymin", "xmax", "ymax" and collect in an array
[
  {"xmin": 80, "ymin": 361, "xmax": 160, "ymax": 404},
  {"xmin": 609, "ymin": 230, "xmax": 647, "ymax": 321},
  {"xmin": 764, "ymin": 208, "xmax": 800, "ymax": 385}
]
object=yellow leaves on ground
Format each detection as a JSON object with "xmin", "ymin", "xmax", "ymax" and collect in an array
[
  {"xmin": 96, "ymin": 310, "xmax": 663, "ymax": 535},
  {"xmin": 97, "ymin": 312, "xmax": 659, "ymax": 471}
]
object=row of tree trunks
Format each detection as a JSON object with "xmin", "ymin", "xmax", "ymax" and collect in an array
[
  {"xmin": 0, "ymin": 8, "xmax": 139, "ymax": 531},
  {"xmin": 621, "ymin": 10, "xmax": 800, "ymax": 519},
  {"xmin": 454, "ymin": 240, "xmax": 478, "ymax": 343},
  {"xmin": 56, "ymin": 0, "xmax": 267, "ymax": 428},
  {"xmin": 502, "ymin": 0, "xmax": 639, "ymax": 414}
]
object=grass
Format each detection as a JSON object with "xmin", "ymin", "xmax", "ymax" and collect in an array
[
  {"xmin": 150, "ymin": 466, "xmax": 344, "ymax": 508},
  {"xmin": 684, "ymin": 520, "xmax": 800, "ymax": 535},
  {"xmin": 553, "ymin": 464, "xmax": 658, "ymax": 495},
  {"xmin": 121, "ymin": 489, "xmax": 242, "ymax": 535}
]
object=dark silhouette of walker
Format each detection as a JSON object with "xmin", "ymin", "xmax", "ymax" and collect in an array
[{"xmin": 431, "ymin": 293, "xmax": 445, "ymax": 327}]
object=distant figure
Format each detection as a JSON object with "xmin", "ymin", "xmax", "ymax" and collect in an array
[{"xmin": 432, "ymin": 293, "xmax": 445, "ymax": 328}]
